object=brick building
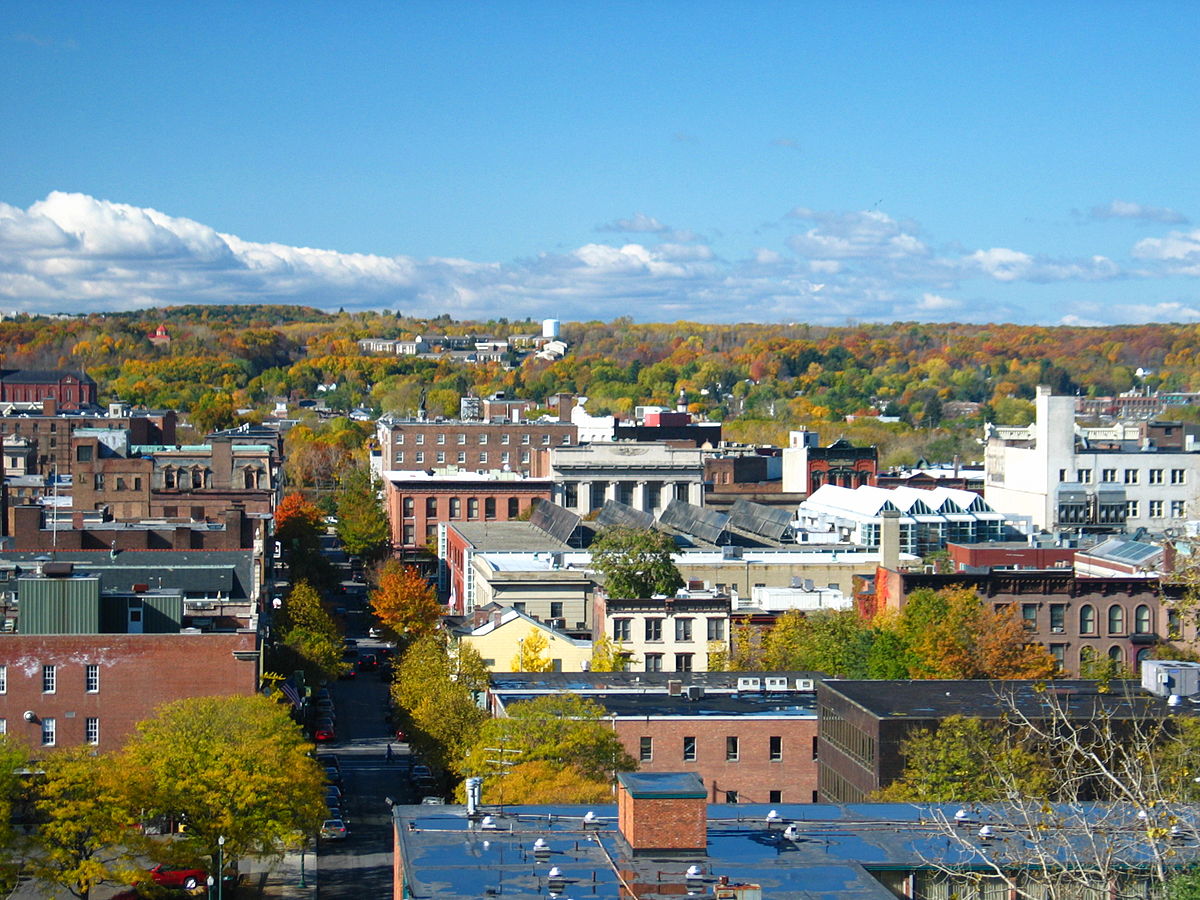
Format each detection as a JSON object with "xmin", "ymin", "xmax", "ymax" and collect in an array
[
  {"xmin": 375, "ymin": 414, "xmax": 577, "ymax": 479},
  {"xmin": 489, "ymin": 671, "xmax": 821, "ymax": 805},
  {"xmin": 0, "ymin": 370, "xmax": 97, "ymax": 409},
  {"xmin": 593, "ymin": 591, "xmax": 732, "ymax": 673},
  {"xmin": 382, "ymin": 469, "xmax": 552, "ymax": 550},
  {"xmin": 782, "ymin": 431, "xmax": 878, "ymax": 495}
]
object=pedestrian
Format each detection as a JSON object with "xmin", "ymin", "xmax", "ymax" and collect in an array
[{"xmin": 386, "ymin": 742, "xmax": 393, "ymax": 763}]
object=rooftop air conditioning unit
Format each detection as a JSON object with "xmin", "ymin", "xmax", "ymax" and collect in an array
[
  {"xmin": 685, "ymin": 686, "xmax": 704, "ymax": 701},
  {"xmin": 667, "ymin": 680, "xmax": 683, "ymax": 696},
  {"xmin": 765, "ymin": 676, "xmax": 788, "ymax": 691},
  {"xmin": 795, "ymin": 678, "xmax": 815, "ymax": 691},
  {"xmin": 737, "ymin": 677, "xmax": 761, "ymax": 692}
]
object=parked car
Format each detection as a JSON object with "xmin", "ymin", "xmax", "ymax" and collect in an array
[
  {"xmin": 315, "ymin": 724, "xmax": 336, "ymax": 742},
  {"xmin": 412, "ymin": 764, "xmax": 434, "ymax": 784},
  {"xmin": 146, "ymin": 863, "xmax": 207, "ymax": 890},
  {"xmin": 357, "ymin": 653, "xmax": 378, "ymax": 671},
  {"xmin": 316, "ymin": 752, "xmax": 340, "ymax": 771},
  {"xmin": 320, "ymin": 819, "xmax": 349, "ymax": 840}
]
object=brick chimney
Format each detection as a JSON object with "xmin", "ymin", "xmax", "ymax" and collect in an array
[{"xmin": 616, "ymin": 772, "xmax": 707, "ymax": 854}]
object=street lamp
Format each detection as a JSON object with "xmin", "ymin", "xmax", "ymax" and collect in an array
[
  {"xmin": 299, "ymin": 834, "xmax": 308, "ymax": 888},
  {"xmin": 216, "ymin": 835, "xmax": 225, "ymax": 900}
]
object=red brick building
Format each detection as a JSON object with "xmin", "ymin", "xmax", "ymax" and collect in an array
[
  {"xmin": 383, "ymin": 471, "xmax": 553, "ymax": 551},
  {"xmin": 0, "ymin": 631, "xmax": 259, "ymax": 752},
  {"xmin": 375, "ymin": 415, "xmax": 577, "ymax": 479},
  {"xmin": 489, "ymin": 672, "xmax": 820, "ymax": 805},
  {"xmin": 945, "ymin": 540, "xmax": 1077, "ymax": 572},
  {"xmin": 0, "ymin": 370, "xmax": 97, "ymax": 409}
]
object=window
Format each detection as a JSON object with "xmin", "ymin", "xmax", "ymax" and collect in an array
[
  {"xmin": 1101, "ymin": 469, "xmax": 1117, "ymax": 483},
  {"xmin": 436, "ymin": 433, "xmax": 446, "ymax": 444},
  {"xmin": 1058, "ymin": 468, "xmax": 1066, "ymax": 482},
  {"xmin": 478, "ymin": 434, "xmax": 488, "ymax": 445},
  {"xmin": 562, "ymin": 434, "xmax": 572, "ymax": 445},
  {"xmin": 683, "ymin": 736, "xmax": 697, "ymax": 761},
  {"xmin": 1108, "ymin": 604, "xmax": 1125, "ymax": 634},
  {"xmin": 0, "ymin": 664, "xmax": 5, "ymax": 694},
  {"xmin": 770, "ymin": 735, "xmax": 783, "ymax": 762},
  {"xmin": 613, "ymin": 619, "xmax": 631, "ymax": 641},
  {"xmin": 41, "ymin": 717, "xmax": 56, "ymax": 746},
  {"xmin": 94, "ymin": 472, "xmax": 104, "ymax": 490},
  {"xmin": 456, "ymin": 451, "xmax": 466, "ymax": 464},
  {"xmin": 77, "ymin": 444, "xmax": 93, "ymax": 462},
  {"xmin": 541, "ymin": 434, "xmax": 551, "ymax": 445},
  {"xmin": 1050, "ymin": 604, "xmax": 1065, "ymax": 633},
  {"xmin": 395, "ymin": 433, "xmax": 405, "ymax": 445},
  {"xmin": 1050, "ymin": 644, "xmax": 1066, "ymax": 671},
  {"xmin": 639, "ymin": 736, "xmax": 653, "ymax": 762},
  {"xmin": 1108, "ymin": 645, "xmax": 1125, "ymax": 665},
  {"xmin": 86, "ymin": 664, "xmax": 99, "ymax": 693},
  {"xmin": 415, "ymin": 451, "xmax": 425, "ymax": 464},
  {"xmin": 707, "ymin": 618, "xmax": 725, "ymax": 641},
  {"xmin": 1173, "ymin": 500, "xmax": 1186, "ymax": 517},
  {"xmin": 645, "ymin": 653, "xmax": 663, "ymax": 672},
  {"xmin": 394, "ymin": 451, "xmax": 405, "ymax": 464},
  {"xmin": 117, "ymin": 477, "xmax": 126, "ymax": 491},
  {"xmin": 675, "ymin": 653, "xmax": 694, "ymax": 672},
  {"xmin": 1080, "ymin": 604, "xmax": 1096, "ymax": 634},
  {"xmin": 724, "ymin": 791, "xmax": 739, "ymax": 804},
  {"xmin": 415, "ymin": 434, "xmax": 424, "ymax": 445},
  {"xmin": 508, "ymin": 497, "xmax": 520, "ymax": 518},
  {"xmin": 1076, "ymin": 468, "xmax": 1092, "ymax": 483},
  {"xmin": 85, "ymin": 717, "xmax": 99, "ymax": 745},
  {"xmin": 521, "ymin": 434, "xmax": 531, "ymax": 445},
  {"xmin": 1135, "ymin": 604, "xmax": 1152, "ymax": 634},
  {"xmin": 1149, "ymin": 469, "xmax": 1164, "ymax": 485},
  {"xmin": 501, "ymin": 451, "xmax": 510, "ymax": 464},
  {"xmin": 1125, "ymin": 469, "xmax": 1139, "ymax": 484},
  {"xmin": 1150, "ymin": 500, "xmax": 1164, "ymax": 518},
  {"xmin": 550, "ymin": 601, "xmax": 563, "ymax": 619},
  {"xmin": 402, "ymin": 497, "xmax": 415, "ymax": 518},
  {"xmin": 403, "ymin": 524, "xmax": 415, "ymax": 545},
  {"xmin": 501, "ymin": 434, "xmax": 510, "ymax": 445},
  {"xmin": 726, "ymin": 736, "xmax": 739, "ymax": 761},
  {"xmin": 449, "ymin": 497, "xmax": 461, "ymax": 518},
  {"xmin": 769, "ymin": 790, "xmax": 782, "ymax": 804},
  {"xmin": 485, "ymin": 497, "xmax": 496, "ymax": 519},
  {"xmin": 457, "ymin": 433, "xmax": 466, "ymax": 445},
  {"xmin": 1173, "ymin": 469, "xmax": 1187, "ymax": 485},
  {"xmin": 436, "ymin": 451, "xmax": 446, "ymax": 464},
  {"xmin": 426, "ymin": 497, "xmax": 438, "ymax": 517},
  {"xmin": 479, "ymin": 452, "xmax": 488, "ymax": 464},
  {"xmin": 563, "ymin": 483, "xmax": 578, "ymax": 507},
  {"xmin": 1127, "ymin": 500, "xmax": 1140, "ymax": 518},
  {"xmin": 467, "ymin": 497, "xmax": 479, "ymax": 519},
  {"xmin": 645, "ymin": 618, "xmax": 663, "ymax": 641},
  {"xmin": 520, "ymin": 451, "xmax": 530, "ymax": 464},
  {"xmin": 675, "ymin": 618, "xmax": 693, "ymax": 642},
  {"xmin": 43, "ymin": 664, "xmax": 56, "ymax": 693},
  {"xmin": 1021, "ymin": 603, "xmax": 1038, "ymax": 629}
]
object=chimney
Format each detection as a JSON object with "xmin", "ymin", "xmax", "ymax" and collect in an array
[
  {"xmin": 879, "ymin": 509, "xmax": 901, "ymax": 572},
  {"xmin": 616, "ymin": 772, "xmax": 707, "ymax": 854},
  {"xmin": 42, "ymin": 397, "xmax": 57, "ymax": 416}
]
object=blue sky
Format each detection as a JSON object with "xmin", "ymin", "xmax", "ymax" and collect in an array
[{"xmin": 2, "ymin": 1, "xmax": 1198, "ymax": 325}]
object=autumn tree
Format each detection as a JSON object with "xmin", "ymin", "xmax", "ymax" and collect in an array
[
  {"xmin": 274, "ymin": 580, "xmax": 344, "ymax": 682},
  {"xmin": 590, "ymin": 634, "xmax": 635, "ymax": 672},
  {"xmin": 459, "ymin": 695, "xmax": 635, "ymax": 804},
  {"xmin": 510, "ymin": 629, "xmax": 553, "ymax": 672},
  {"xmin": 393, "ymin": 632, "xmax": 490, "ymax": 776},
  {"xmin": 369, "ymin": 560, "xmax": 441, "ymax": 641},
  {"xmin": 27, "ymin": 749, "xmax": 136, "ymax": 900},
  {"xmin": 274, "ymin": 492, "xmax": 331, "ymax": 587},
  {"xmin": 0, "ymin": 735, "xmax": 28, "ymax": 853},
  {"xmin": 589, "ymin": 526, "xmax": 683, "ymax": 599},
  {"xmin": 334, "ymin": 464, "xmax": 391, "ymax": 562},
  {"xmin": 122, "ymin": 695, "xmax": 326, "ymax": 874}
]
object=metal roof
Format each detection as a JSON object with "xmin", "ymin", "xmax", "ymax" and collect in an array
[
  {"xmin": 594, "ymin": 500, "xmax": 655, "ymax": 531},
  {"xmin": 728, "ymin": 499, "xmax": 792, "ymax": 540},
  {"xmin": 529, "ymin": 498, "xmax": 581, "ymax": 544},
  {"xmin": 657, "ymin": 499, "xmax": 728, "ymax": 544}
]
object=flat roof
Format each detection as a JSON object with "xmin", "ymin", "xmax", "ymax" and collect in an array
[
  {"xmin": 451, "ymin": 522, "xmax": 571, "ymax": 551},
  {"xmin": 492, "ymin": 689, "xmax": 818, "ymax": 719}
]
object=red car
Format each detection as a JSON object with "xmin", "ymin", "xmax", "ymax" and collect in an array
[
  {"xmin": 315, "ymin": 724, "xmax": 336, "ymax": 742},
  {"xmin": 147, "ymin": 863, "xmax": 207, "ymax": 890}
]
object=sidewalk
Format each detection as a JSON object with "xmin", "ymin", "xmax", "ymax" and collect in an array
[{"xmin": 246, "ymin": 849, "xmax": 317, "ymax": 899}]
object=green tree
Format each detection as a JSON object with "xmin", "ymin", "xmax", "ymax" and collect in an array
[
  {"xmin": 334, "ymin": 464, "xmax": 391, "ymax": 562},
  {"xmin": 27, "ymin": 749, "xmax": 135, "ymax": 900},
  {"xmin": 189, "ymin": 391, "xmax": 238, "ymax": 434},
  {"xmin": 590, "ymin": 634, "xmax": 635, "ymax": 672},
  {"xmin": 459, "ymin": 695, "xmax": 635, "ymax": 803},
  {"xmin": 762, "ymin": 609, "xmax": 875, "ymax": 677},
  {"xmin": 589, "ymin": 526, "xmax": 683, "ymax": 599},
  {"xmin": 393, "ymin": 632, "xmax": 490, "ymax": 776},
  {"xmin": 873, "ymin": 715, "xmax": 1052, "ymax": 802},
  {"xmin": 0, "ymin": 734, "xmax": 29, "ymax": 852},
  {"xmin": 274, "ymin": 580, "xmax": 345, "ymax": 682},
  {"xmin": 122, "ymin": 695, "xmax": 326, "ymax": 875},
  {"xmin": 369, "ymin": 560, "xmax": 441, "ymax": 641}
]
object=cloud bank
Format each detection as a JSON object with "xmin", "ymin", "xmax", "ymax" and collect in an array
[{"xmin": 0, "ymin": 191, "xmax": 1195, "ymax": 325}]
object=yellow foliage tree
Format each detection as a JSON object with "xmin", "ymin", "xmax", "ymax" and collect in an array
[{"xmin": 511, "ymin": 629, "xmax": 553, "ymax": 672}]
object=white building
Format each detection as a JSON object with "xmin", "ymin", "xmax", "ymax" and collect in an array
[
  {"xmin": 985, "ymin": 385, "xmax": 1200, "ymax": 532},
  {"xmin": 550, "ymin": 441, "xmax": 706, "ymax": 516}
]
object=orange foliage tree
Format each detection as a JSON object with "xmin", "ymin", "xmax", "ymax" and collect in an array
[{"xmin": 369, "ymin": 560, "xmax": 441, "ymax": 640}]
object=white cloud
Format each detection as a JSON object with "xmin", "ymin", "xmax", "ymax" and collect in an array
[
  {"xmin": 1089, "ymin": 200, "xmax": 1188, "ymax": 225},
  {"xmin": 0, "ymin": 191, "xmax": 1179, "ymax": 325},
  {"xmin": 596, "ymin": 213, "xmax": 670, "ymax": 234}
]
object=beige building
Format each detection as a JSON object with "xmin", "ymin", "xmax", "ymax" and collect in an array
[
  {"xmin": 459, "ymin": 607, "xmax": 592, "ymax": 673},
  {"xmin": 595, "ymin": 591, "xmax": 731, "ymax": 673}
]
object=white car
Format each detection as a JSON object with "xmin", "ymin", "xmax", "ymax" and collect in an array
[{"xmin": 320, "ymin": 818, "xmax": 349, "ymax": 840}]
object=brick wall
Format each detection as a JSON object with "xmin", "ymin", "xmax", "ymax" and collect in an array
[
  {"xmin": 617, "ymin": 789, "xmax": 706, "ymax": 852},
  {"xmin": 0, "ymin": 631, "xmax": 259, "ymax": 753},
  {"xmin": 616, "ymin": 716, "xmax": 818, "ymax": 805}
]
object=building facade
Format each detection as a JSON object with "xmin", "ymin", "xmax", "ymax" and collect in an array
[
  {"xmin": 593, "ymin": 592, "xmax": 731, "ymax": 673},
  {"xmin": 550, "ymin": 442, "xmax": 707, "ymax": 517},
  {"xmin": 376, "ymin": 415, "xmax": 577, "ymax": 478}
]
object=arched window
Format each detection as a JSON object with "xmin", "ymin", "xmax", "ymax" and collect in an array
[
  {"xmin": 1107, "ymin": 604, "xmax": 1124, "ymax": 634},
  {"xmin": 163, "ymin": 467, "xmax": 175, "ymax": 489},
  {"xmin": 1134, "ymin": 604, "xmax": 1152, "ymax": 634},
  {"xmin": 1108, "ymin": 645, "xmax": 1125, "ymax": 666},
  {"xmin": 191, "ymin": 467, "xmax": 203, "ymax": 489},
  {"xmin": 1136, "ymin": 647, "xmax": 1154, "ymax": 670},
  {"xmin": 1079, "ymin": 604, "xmax": 1096, "ymax": 635},
  {"xmin": 1080, "ymin": 645, "xmax": 1098, "ymax": 673}
]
